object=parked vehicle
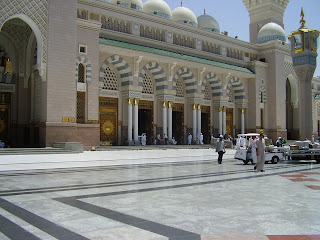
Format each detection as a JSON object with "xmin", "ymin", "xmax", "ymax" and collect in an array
[
  {"xmin": 284, "ymin": 141, "xmax": 320, "ymax": 163},
  {"xmin": 234, "ymin": 133, "xmax": 283, "ymax": 164}
]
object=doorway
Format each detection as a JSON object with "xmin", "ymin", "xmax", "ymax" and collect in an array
[
  {"xmin": 99, "ymin": 97, "xmax": 118, "ymax": 146},
  {"xmin": 172, "ymin": 104, "xmax": 184, "ymax": 144},
  {"xmin": 201, "ymin": 106, "xmax": 210, "ymax": 144},
  {"xmin": 138, "ymin": 101, "xmax": 153, "ymax": 145}
]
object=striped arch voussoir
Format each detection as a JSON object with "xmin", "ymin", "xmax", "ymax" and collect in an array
[
  {"xmin": 99, "ymin": 55, "xmax": 133, "ymax": 87},
  {"xmin": 76, "ymin": 56, "xmax": 92, "ymax": 83},
  {"xmin": 204, "ymin": 72, "xmax": 222, "ymax": 97},
  {"xmin": 226, "ymin": 77, "xmax": 245, "ymax": 100},
  {"xmin": 172, "ymin": 67, "xmax": 197, "ymax": 94},
  {"xmin": 139, "ymin": 62, "xmax": 168, "ymax": 91},
  {"xmin": 259, "ymin": 85, "xmax": 267, "ymax": 103}
]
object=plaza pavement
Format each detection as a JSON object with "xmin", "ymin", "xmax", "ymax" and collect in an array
[{"xmin": 0, "ymin": 146, "xmax": 320, "ymax": 240}]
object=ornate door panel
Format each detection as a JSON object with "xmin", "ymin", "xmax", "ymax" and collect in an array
[
  {"xmin": 0, "ymin": 93, "xmax": 10, "ymax": 144},
  {"xmin": 99, "ymin": 98, "xmax": 118, "ymax": 146},
  {"xmin": 226, "ymin": 108, "xmax": 233, "ymax": 137}
]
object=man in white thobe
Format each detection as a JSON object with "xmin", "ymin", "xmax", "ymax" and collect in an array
[
  {"xmin": 188, "ymin": 133, "xmax": 192, "ymax": 145},
  {"xmin": 255, "ymin": 133, "xmax": 266, "ymax": 172},
  {"xmin": 200, "ymin": 133, "xmax": 204, "ymax": 145}
]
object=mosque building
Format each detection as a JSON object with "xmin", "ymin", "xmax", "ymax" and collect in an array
[{"xmin": 0, "ymin": 0, "xmax": 319, "ymax": 148}]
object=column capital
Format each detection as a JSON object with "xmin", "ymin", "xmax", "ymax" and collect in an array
[
  {"xmin": 218, "ymin": 106, "xmax": 222, "ymax": 112},
  {"xmin": 162, "ymin": 101, "xmax": 167, "ymax": 108},
  {"xmin": 134, "ymin": 98, "xmax": 140, "ymax": 106},
  {"xmin": 168, "ymin": 101, "xmax": 173, "ymax": 108},
  {"xmin": 128, "ymin": 98, "xmax": 133, "ymax": 106},
  {"xmin": 197, "ymin": 104, "xmax": 201, "ymax": 110},
  {"xmin": 241, "ymin": 108, "xmax": 246, "ymax": 114},
  {"xmin": 193, "ymin": 103, "xmax": 197, "ymax": 110},
  {"xmin": 222, "ymin": 106, "xmax": 227, "ymax": 112}
]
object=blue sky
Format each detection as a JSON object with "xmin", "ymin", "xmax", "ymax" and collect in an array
[{"xmin": 143, "ymin": 0, "xmax": 320, "ymax": 77}]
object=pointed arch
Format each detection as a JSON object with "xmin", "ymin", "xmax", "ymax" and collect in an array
[
  {"xmin": 100, "ymin": 55, "xmax": 133, "ymax": 87},
  {"xmin": 203, "ymin": 72, "xmax": 222, "ymax": 97},
  {"xmin": 139, "ymin": 62, "xmax": 168, "ymax": 91},
  {"xmin": 173, "ymin": 67, "xmax": 197, "ymax": 94},
  {"xmin": 226, "ymin": 77, "xmax": 245, "ymax": 100},
  {"xmin": 1, "ymin": 13, "xmax": 44, "ymax": 67},
  {"xmin": 76, "ymin": 56, "xmax": 92, "ymax": 83}
]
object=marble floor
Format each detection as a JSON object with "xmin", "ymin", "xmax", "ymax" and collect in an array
[{"xmin": 0, "ymin": 148, "xmax": 320, "ymax": 240}]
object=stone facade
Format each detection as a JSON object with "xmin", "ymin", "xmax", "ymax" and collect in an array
[{"xmin": 0, "ymin": 0, "xmax": 319, "ymax": 148}]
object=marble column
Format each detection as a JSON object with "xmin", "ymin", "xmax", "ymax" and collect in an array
[
  {"xmin": 241, "ymin": 108, "xmax": 245, "ymax": 134},
  {"xmin": 222, "ymin": 107, "xmax": 227, "ymax": 136},
  {"xmin": 218, "ymin": 106, "xmax": 222, "ymax": 136},
  {"xmin": 193, "ymin": 104, "xmax": 197, "ymax": 141},
  {"xmin": 168, "ymin": 101, "xmax": 173, "ymax": 142},
  {"xmin": 128, "ymin": 98, "xmax": 133, "ymax": 142},
  {"xmin": 163, "ymin": 101, "xmax": 167, "ymax": 138},
  {"xmin": 197, "ymin": 104, "xmax": 201, "ymax": 138},
  {"xmin": 134, "ymin": 98, "xmax": 139, "ymax": 142}
]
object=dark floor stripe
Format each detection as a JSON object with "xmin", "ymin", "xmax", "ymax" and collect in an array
[
  {"xmin": 0, "ymin": 164, "xmax": 303, "ymax": 197},
  {"xmin": 56, "ymin": 198, "xmax": 201, "ymax": 240},
  {"xmin": 0, "ymin": 198, "xmax": 89, "ymax": 240},
  {"xmin": 0, "ymin": 214, "xmax": 41, "ymax": 240},
  {"xmin": 56, "ymin": 166, "xmax": 320, "ymax": 200}
]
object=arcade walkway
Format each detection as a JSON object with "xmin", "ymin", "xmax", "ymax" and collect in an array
[{"xmin": 0, "ymin": 149, "xmax": 319, "ymax": 240}]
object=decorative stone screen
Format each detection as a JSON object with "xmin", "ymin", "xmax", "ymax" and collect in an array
[
  {"xmin": 176, "ymin": 78, "xmax": 184, "ymax": 97},
  {"xmin": 142, "ymin": 74, "xmax": 153, "ymax": 94},
  {"xmin": 102, "ymin": 67, "xmax": 118, "ymax": 90}
]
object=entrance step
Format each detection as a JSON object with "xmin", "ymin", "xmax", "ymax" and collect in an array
[{"xmin": 0, "ymin": 148, "xmax": 73, "ymax": 155}]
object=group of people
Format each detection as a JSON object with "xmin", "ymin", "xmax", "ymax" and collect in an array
[
  {"xmin": 216, "ymin": 132, "xmax": 266, "ymax": 172},
  {"xmin": 187, "ymin": 133, "xmax": 204, "ymax": 145}
]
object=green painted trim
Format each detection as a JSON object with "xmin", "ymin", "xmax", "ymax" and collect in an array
[{"xmin": 99, "ymin": 38, "xmax": 253, "ymax": 74}]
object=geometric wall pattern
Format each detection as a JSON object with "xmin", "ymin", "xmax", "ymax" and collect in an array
[
  {"xmin": 0, "ymin": 0, "xmax": 48, "ymax": 64},
  {"xmin": 176, "ymin": 78, "xmax": 184, "ymax": 97},
  {"xmin": 142, "ymin": 74, "xmax": 154, "ymax": 94},
  {"xmin": 100, "ymin": 66, "xmax": 118, "ymax": 90}
]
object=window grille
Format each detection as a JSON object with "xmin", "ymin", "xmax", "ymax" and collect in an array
[
  {"xmin": 76, "ymin": 92, "xmax": 85, "ymax": 123},
  {"xmin": 78, "ymin": 63, "xmax": 85, "ymax": 83},
  {"xmin": 204, "ymin": 83, "xmax": 210, "ymax": 100}
]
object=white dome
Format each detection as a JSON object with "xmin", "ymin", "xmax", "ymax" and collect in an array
[
  {"xmin": 257, "ymin": 22, "xmax": 286, "ymax": 43},
  {"xmin": 198, "ymin": 13, "xmax": 220, "ymax": 33},
  {"xmin": 110, "ymin": 0, "xmax": 143, "ymax": 11},
  {"xmin": 172, "ymin": 6, "xmax": 198, "ymax": 26},
  {"xmin": 143, "ymin": 0, "xmax": 172, "ymax": 19}
]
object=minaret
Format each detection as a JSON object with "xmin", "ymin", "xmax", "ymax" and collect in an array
[
  {"xmin": 288, "ymin": 9, "xmax": 319, "ymax": 140},
  {"xmin": 242, "ymin": 0, "xmax": 289, "ymax": 43}
]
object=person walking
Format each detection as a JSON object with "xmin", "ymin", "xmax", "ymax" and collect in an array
[
  {"xmin": 216, "ymin": 135, "xmax": 225, "ymax": 164},
  {"xmin": 188, "ymin": 133, "xmax": 192, "ymax": 145},
  {"xmin": 254, "ymin": 132, "xmax": 266, "ymax": 172}
]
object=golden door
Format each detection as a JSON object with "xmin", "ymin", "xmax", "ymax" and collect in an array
[{"xmin": 99, "ymin": 97, "xmax": 118, "ymax": 146}]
